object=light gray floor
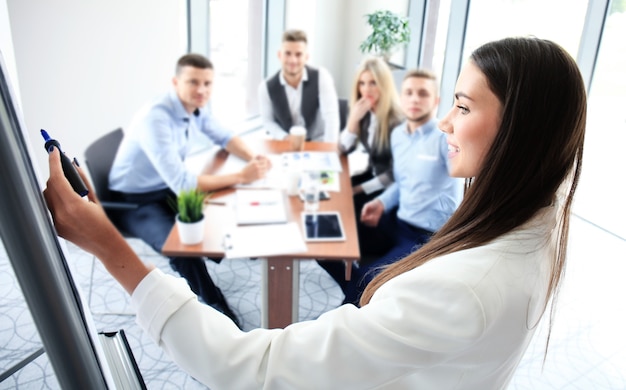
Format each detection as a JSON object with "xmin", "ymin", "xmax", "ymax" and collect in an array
[{"xmin": 1, "ymin": 214, "xmax": 625, "ymax": 389}]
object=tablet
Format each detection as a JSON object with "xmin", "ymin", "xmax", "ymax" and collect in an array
[{"xmin": 301, "ymin": 211, "xmax": 346, "ymax": 242}]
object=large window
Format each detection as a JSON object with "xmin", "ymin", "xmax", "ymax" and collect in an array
[
  {"xmin": 189, "ymin": 0, "xmax": 262, "ymax": 128},
  {"xmin": 434, "ymin": 0, "xmax": 589, "ymax": 115},
  {"xmin": 575, "ymin": 4, "xmax": 626, "ymax": 239},
  {"xmin": 464, "ymin": 0, "xmax": 588, "ymax": 59}
]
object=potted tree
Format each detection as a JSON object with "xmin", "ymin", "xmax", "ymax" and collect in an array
[
  {"xmin": 359, "ymin": 10, "xmax": 411, "ymax": 63},
  {"xmin": 173, "ymin": 189, "xmax": 208, "ymax": 245}
]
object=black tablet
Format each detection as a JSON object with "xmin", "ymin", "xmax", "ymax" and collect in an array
[{"xmin": 301, "ymin": 211, "xmax": 346, "ymax": 242}]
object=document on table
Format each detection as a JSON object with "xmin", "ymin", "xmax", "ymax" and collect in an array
[
  {"xmin": 223, "ymin": 222, "xmax": 307, "ymax": 259},
  {"xmin": 218, "ymin": 153, "xmax": 284, "ymax": 189},
  {"xmin": 282, "ymin": 151, "xmax": 343, "ymax": 172},
  {"xmin": 319, "ymin": 171, "xmax": 340, "ymax": 192},
  {"xmin": 235, "ymin": 189, "xmax": 287, "ymax": 225}
]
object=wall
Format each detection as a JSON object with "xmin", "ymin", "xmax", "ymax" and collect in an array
[
  {"xmin": 6, "ymin": 0, "xmax": 186, "ymax": 177},
  {"xmin": 283, "ymin": 0, "xmax": 408, "ymax": 99}
]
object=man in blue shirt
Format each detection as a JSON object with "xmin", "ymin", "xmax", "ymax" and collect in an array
[
  {"xmin": 109, "ymin": 54, "xmax": 270, "ymax": 326},
  {"xmin": 321, "ymin": 69, "xmax": 463, "ymax": 305}
]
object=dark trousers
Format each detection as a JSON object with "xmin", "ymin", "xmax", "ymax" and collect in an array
[
  {"xmin": 319, "ymin": 211, "xmax": 433, "ymax": 306},
  {"xmin": 110, "ymin": 189, "xmax": 223, "ymax": 306},
  {"xmin": 350, "ymin": 171, "xmax": 389, "ymax": 262}
]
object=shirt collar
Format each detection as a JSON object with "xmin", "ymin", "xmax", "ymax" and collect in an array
[
  {"xmin": 279, "ymin": 66, "xmax": 309, "ymax": 87},
  {"xmin": 168, "ymin": 89, "xmax": 202, "ymax": 121},
  {"xmin": 406, "ymin": 117, "xmax": 438, "ymax": 135}
]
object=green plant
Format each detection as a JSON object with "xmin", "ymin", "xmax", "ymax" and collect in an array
[
  {"xmin": 173, "ymin": 189, "xmax": 208, "ymax": 223},
  {"xmin": 359, "ymin": 10, "xmax": 410, "ymax": 60}
]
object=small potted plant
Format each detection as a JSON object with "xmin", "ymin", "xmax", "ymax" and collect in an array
[
  {"xmin": 359, "ymin": 10, "xmax": 411, "ymax": 63},
  {"xmin": 173, "ymin": 189, "xmax": 208, "ymax": 245}
]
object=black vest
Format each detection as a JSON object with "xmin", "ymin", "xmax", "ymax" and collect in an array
[
  {"xmin": 358, "ymin": 113, "xmax": 394, "ymax": 177},
  {"xmin": 266, "ymin": 66, "xmax": 319, "ymax": 140}
]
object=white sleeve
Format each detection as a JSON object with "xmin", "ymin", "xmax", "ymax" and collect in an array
[
  {"xmin": 131, "ymin": 266, "xmax": 486, "ymax": 389},
  {"xmin": 257, "ymin": 80, "xmax": 288, "ymax": 140},
  {"xmin": 339, "ymin": 128, "xmax": 358, "ymax": 152},
  {"xmin": 317, "ymin": 67, "xmax": 340, "ymax": 142},
  {"xmin": 360, "ymin": 176, "xmax": 384, "ymax": 194}
]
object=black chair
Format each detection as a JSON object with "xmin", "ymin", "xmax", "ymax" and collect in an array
[
  {"xmin": 83, "ymin": 128, "xmax": 138, "ymax": 232},
  {"xmin": 338, "ymin": 98, "xmax": 349, "ymax": 130}
]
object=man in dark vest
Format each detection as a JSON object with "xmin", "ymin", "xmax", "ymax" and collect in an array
[{"xmin": 258, "ymin": 29, "xmax": 340, "ymax": 142}]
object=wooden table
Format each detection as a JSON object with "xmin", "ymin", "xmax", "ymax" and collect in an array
[{"xmin": 162, "ymin": 140, "xmax": 360, "ymax": 328}]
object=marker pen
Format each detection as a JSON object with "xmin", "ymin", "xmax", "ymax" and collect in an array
[{"xmin": 41, "ymin": 129, "xmax": 89, "ymax": 197}]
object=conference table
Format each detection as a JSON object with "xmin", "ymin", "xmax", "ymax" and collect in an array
[{"xmin": 162, "ymin": 139, "xmax": 360, "ymax": 329}]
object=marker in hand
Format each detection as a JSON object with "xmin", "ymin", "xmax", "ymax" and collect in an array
[{"xmin": 41, "ymin": 129, "xmax": 89, "ymax": 197}]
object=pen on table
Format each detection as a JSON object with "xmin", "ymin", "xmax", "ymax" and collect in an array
[
  {"xmin": 206, "ymin": 200, "xmax": 227, "ymax": 206},
  {"xmin": 249, "ymin": 202, "xmax": 277, "ymax": 206}
]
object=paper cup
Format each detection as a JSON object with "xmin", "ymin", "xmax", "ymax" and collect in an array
[{"xmin": 289, "ymin": 126, "xmax": 306, "ymax": 151}]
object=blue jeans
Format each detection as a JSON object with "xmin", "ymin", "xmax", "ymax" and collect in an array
[
  {"xmin": 110, "ymin": 189, "xmax": 223, "ymax": 306},
  {"xmin": 319, "ymin": 212, "xmax": 433, "ymax": 305}
]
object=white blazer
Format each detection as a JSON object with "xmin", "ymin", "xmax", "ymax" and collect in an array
[{"xmin": 132, "ymin": 206, "xmax": 556, "ymax": 389}]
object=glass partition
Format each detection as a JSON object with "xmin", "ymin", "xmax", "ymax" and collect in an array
[
  {"xmin": 575, "ymin": 4, "xmax": 626, "ymax": 239},
  {"xmin": 464, "ymin": 0, "xmax": 588, "ymax": 59}
]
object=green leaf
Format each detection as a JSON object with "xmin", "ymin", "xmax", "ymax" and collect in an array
[
  {"xmin": 359, "ymin": 9, "xmax": 411, "ymax": 57},
  {"xmin": 173, "ymin": 189, "xmax": 209, "ymax": 223}
]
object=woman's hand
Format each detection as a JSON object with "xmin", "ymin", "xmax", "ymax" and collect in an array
[
  {"xmin": 43, "ymin": 148, "xmax": 151, "ymax": 294},
  {"xmin": 346, "ymin": 97, "xmax": 372, "ymax": 134},
  {"xmin": 44, "ymin": 148, "xmax": 113, "ymax": 254}
]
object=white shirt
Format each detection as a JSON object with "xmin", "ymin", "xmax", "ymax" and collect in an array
[
  {"xmin": 258, "ymin": 66, "xmax": 339, "ymax": 142},
  {"xmin": 131, "ymin": 206, "xmax": 557, "ymax": 389}
]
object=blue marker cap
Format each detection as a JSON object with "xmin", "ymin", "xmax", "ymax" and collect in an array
[{"xmin": 40, "ymin": 129, "xmax": 51, "ymax": 142}]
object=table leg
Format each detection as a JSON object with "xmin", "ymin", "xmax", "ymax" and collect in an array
[{"xmin": 261, "ymin": 259, "xmax": 300, "ymax": 328}]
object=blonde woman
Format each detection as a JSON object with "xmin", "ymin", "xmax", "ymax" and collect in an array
[{"xmin": 339, "ymin": 57, "xmax": 404, "ymax": 205}]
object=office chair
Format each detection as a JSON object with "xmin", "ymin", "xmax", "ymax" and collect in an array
[
  {"xmin": 338, "ymin": 98, "xmax": 349, "ymax": 130},
  {"xmin": 83, "ymin": 127, "xmax": 138, "ymax": 226}
]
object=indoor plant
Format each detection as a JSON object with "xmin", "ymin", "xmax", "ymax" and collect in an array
[
  {"xmin": 173, "ymin": 189, "xmax": 208, "ymax": 245},
  {"xmin": 359, "ymin": 10, "xmax": 410, "ymax": 62}
]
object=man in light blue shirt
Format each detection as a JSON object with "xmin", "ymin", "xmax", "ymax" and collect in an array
[
  {"xmin": 321, "ymin": 69, "xmax": 463, "ymax": 305},
  {"xmin": 109, "ymin": 54, "xmax": 270, "ymax": 326}
]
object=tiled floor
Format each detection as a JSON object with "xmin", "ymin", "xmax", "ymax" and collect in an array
[{"xmin": 1, "ymin": 214, "xmax": 625, "ymax": 389}]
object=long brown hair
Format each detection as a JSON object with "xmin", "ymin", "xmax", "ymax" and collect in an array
[
  {"xmin": 349, "ymin": 57, "xmax": 403, "ymax": 153},
  {"xmin": 360, "ymin": 36, "xmax": 587, "ymax": 338}
]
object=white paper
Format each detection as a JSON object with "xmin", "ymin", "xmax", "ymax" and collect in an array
[
  {"xmin": 318, "ymin": 171, "xmax": 341, "ymax": 192},
  {"xmin": 219, "ymin": 153, "xmax": 286, "ymax": 189},
  {"xmin": 224, "ymin": 222, "xmax": 307, "ymax": 259},
  {"xmin": 235, "ymin": 189, "xmax": 288, "ymax": 225},
  {"xmin": 281, "ymin": 151, "xmax": 343, "ymax": 172}
]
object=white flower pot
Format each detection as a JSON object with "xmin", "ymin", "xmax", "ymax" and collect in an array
[{"xmin": 176, "ymin": 214, "xmax": 205, "ymax": 245}]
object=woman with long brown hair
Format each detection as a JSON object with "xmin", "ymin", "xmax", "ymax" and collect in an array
[{"xmin": 44, "ymin": 37, "xmax": 586, "ymax": 389}]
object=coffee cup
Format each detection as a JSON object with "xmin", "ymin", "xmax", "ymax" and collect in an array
[{"xmin": 289, "ymin": 126, "xmax": 306, "ymax": 152}]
